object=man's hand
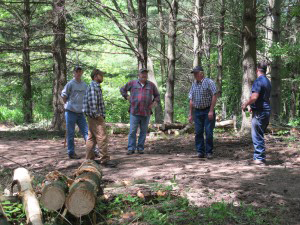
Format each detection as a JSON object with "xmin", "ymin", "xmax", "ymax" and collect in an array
[
  {"xmin": 241, "ymin": 103, "xmax": 248, "ymax": 112},
  {"xmin": 149, "ymin": 101, "xmax": 157, "ymax": 110},
  {"xmin": 126, "ymin": 96, "xmax": 130, "ymax": 101},
  {"xmin": 188, "ymin": 114, "xmax": 193, "ymax": 123},
  {"xmin": 208, "ymin": 110, "xmax": 214, "ymax": 121}
]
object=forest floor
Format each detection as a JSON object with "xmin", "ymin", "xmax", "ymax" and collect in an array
[{"xmin": 1, "ymin": 124, "xmax": 300, "ymax": 224}]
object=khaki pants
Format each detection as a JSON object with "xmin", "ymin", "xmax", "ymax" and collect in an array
[{"xmin": 86, "ymin": 116, "xmax": 110, "ymax": 162}]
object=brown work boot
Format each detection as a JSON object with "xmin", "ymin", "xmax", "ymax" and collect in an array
[{"xmin": 68, "ymin": 153, "xmax": 81, "ymax": 159}]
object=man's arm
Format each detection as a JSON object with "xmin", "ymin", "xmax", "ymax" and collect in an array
[
  {"xmin": 241, "ymin": 93, "xmax": 259, "ymax": 111},
  {"xmin": 188, "ymin": 99, "xmax": 193, "ymax": 123},
  {"xmin": 120, "ymin": 81, "xmax": 132, "ymax": 101},
  {"xmin": 61, "ymin": 82, "xmax": 70, "ymax": 104},
  {"xmin": 208, "ymin": 94, "xmax": 218, "ymax": 120},
  {"xmin": 149, "ymin": 84, "xmax": 160, "ymax": 109}
]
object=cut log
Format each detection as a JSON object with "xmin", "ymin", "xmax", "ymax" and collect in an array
[
  {"xmin": 40, "ymin": 171, "xmax": 70, "ymax": 211},
  {"xmin": 215, "ymin": 120, "xmax": 234, "ymax": 127},
  {"xmin": 161, "ymin": 123, "xmax": 185, "ymax": 131},
  {"xmin": 12, "ymin": 168, "xmax": 43, "ymax": 225},
  {"xmin": 66, "ymin": 160, "xmax": 103, "ymax": 217},
  {"xmin": 0, "ymin": 202, "xmax": 10, "ymax": 225}
]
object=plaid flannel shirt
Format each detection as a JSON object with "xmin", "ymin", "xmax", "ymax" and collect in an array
[
  {"xmin": 189, "ymin": 78, "xmax": 217, "ymax": 109},
  {"xmin": 120, "ymin": 79, "xmax": 160, "ymax": 116},
  {"xmin": 83, "ymin": 81, "xmax": 106, "ymax": 118}
]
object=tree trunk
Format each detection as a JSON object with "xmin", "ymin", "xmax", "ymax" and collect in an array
[
  {"xmin": 217, "ymin": 0, "xmax": 225, "ymax": 96},
  {"xmin": 164, "ymin": 0, "xmax": 178, "ymax": 123},
  {"xmin": 51, "ymin": 0, "xmax": 67, "ymax": 131},
  {"xmin": 12, "ymin": 168, "xmax": 43, "ymax": 225},
  {"xmin": 203, "ymin": 28, "xmax": 212, "ymax": 77},
  {"xmin": 157, "ymin": 0, "xmax": 166, "ymax": 84},
  {"xmin": 40, "ymin": 171, "xmax": 69, "ymax": 211},
  {"xmin": 192, "ymin": 0, "xmax": 205, "ymax": 67},
  {"xmin": 266, "ymin": 0, "xmax": 281, "ymax": 121},
  {"xmin": 137, "ymin": 0, "xmax": 147, "ymax": 68},
  {"xmin": 147, "ymin": 58, "xmax": 164, "ymax": 123},
  {"xmin": 240, "ymin": 0, "xmax": 257, "ymax": 134},
  {"xmin": 66, "ymin": 160, "xmax": 102, "ymax": 217},
  {"xmin": 290, "ymin": 74, "xmax": 297, "ymax": 119},
  {"xmin": 22, "ymin": 0, "xmax": 33, "ymax": 123}
]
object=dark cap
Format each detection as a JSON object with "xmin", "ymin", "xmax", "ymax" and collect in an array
[
  {"xmin": 139, "ymin": 68, "xmax": 149, "ymax": 73},
  {"xmin": 91, "ymin": 69, "xmax": 105, "ymax": 79},
  {"xmin": 191, "ymin": 66, "xmax": 204, "ymax": 73},
  {"xmin": 74, "ymin": 66, "xmax": 83, "ymax": 72}
]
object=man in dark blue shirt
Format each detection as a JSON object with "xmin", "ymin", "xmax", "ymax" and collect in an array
[{"xmin": 242, "ymin": 62, "xmax": 271, "ymax": 165}]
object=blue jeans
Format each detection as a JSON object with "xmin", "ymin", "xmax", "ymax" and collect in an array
[
  {"xmin": 251, "ymin": 111, "xmax": 270, "ymax": 161},
  {"xmin": 65, "ymin": 110, "xmax": 88, "ymax": 155},
  {"xmin": 128, "ymin": 114, "xmax": 150, "ymax": 152},
  {"xmin": 193, "ymin": 108, "xmax": 215, "ymax": 155}
]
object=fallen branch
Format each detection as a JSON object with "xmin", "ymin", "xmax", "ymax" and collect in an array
[{"xmin": 12, "ymin": 168, "xmax": 43, "ymax": 225}]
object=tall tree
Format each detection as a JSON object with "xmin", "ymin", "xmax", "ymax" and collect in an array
[
  {"xmin": 216, "ymin": 0, "xmax": 225, "ymax": 96},
  {"xmin": 193, "ymin": 0, "xmax": 205, "ymax": 67},
  {"xmin": 137, "ymin": 0, "xmax": 148, "ymax": 68},
  {"xmin": 51, "ymin": 0, "xmax": 67, "ymax": 131},
  {"xmin": 240, "ymin": 0, "xmax": 257, "ymax": 134},
  {"xmin": 22, "ymin": 0, "xmax": 33, "ymax": 123},
  {"xmin": 157, "ymin": 0, "xmax": 166, "ymax": 83},
  {"xmin": 266, "ymin": 0, "xmax": 281, "ymax": 121},
  {"xmin": 164, "ymin": 0, "xmax": 178, "ymax": 123}
]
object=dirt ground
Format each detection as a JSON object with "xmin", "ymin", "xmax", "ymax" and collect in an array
[{"xmin": 1, "ymin": 126, "xmax": 300, "ymax": 224}]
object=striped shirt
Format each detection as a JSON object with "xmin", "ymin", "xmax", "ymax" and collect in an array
[
  {"xmin": 120, "ymin": 79, "xmax": 160, "ymax": 116},
  {"xmin": 189, "ymin": 78, "xmax": 217, "ymax": 109},
  {"xmin": 83, "ymin": 81, "xmax": 106, "ymax": 118}
]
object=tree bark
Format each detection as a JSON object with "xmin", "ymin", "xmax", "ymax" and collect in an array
[
  {"xmin": 217, "ymin": 0, "xmax": 225, "ymax": 96},
  {"xmin": 12, "ymin": 168, "xmax": 43, "ymax": 225},
  {"xmin": 137, "ymin": 0, "xmax": 148, "ymax": 68},
  {"xmin": 266, "ymin": 0, "xmax": 281, "ymax": 121},
  {"xmin": 157, "ymin": 0, "xmax": 166, "ymax": 84},
  {"xmin": 51, "ymin": 0, "xmax": 67, "ymax": 131},
  {"xmin": 147, "ymin": 58, "xmax": 164, "ymax": 123},
  {"xmin": 193, "ymin": 0, "xmax": 205, "ymax": 67},
  {"xmin": 22, "ymin": 0, "xmax": 33, "ymax": 123},
  {"xmin": 203, "ymin": 27, "xmax": 212, "ymax": 77},
  {"xmin": 164, "ymin": 0, "xmax": 178, "ymax": 123},
  {"xmin": 66, "ymin": 160, "xmax": 103, "ymax": 217},
  {"xmin": 240, "ymin": 0, "xmax": 257, "ymax": 134}
]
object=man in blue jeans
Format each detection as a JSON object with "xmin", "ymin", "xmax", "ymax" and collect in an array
[
  {"xmin": 242, "ymin": 62, "xmax": 271, "ymax": 165},
  {"xmin": 61, "ymin": 67, "xmax": 88, "ymax": 159},
  {"xmin": 120, "ymin": 68, "xmax": 160, "ymax": 155},
  {"xmin": 188, "ymin": 66, "xmax": 218, "ymax": 159}
]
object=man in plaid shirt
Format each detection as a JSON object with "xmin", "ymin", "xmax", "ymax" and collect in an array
[
  {"xmin": 188, "ymin": 66, "xmax": 218, "ymax": 159},
  {"xmin": 120, "ymin": 68, "xmax": 160, "ymax": 155},
  {"xmin": 83, "ymin": 69, "xmax": 110, "ymax": 164}
]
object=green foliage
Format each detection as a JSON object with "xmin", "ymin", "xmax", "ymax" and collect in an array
[
  {"xmin": 288, "ymin": 118, "xmax": 300, "ymax": 127},
  {"xmin": 1, "ymin": 201, "xmax": 26, "ymax": 224},
  {"xmin": 0, "ymin": 106, "xmax": 23, "ymax": 124}
]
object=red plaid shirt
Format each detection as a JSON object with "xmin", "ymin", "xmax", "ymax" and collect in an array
[{"xmin": 120, "ymin": 80, "xmax": 160, "ymax": 116}]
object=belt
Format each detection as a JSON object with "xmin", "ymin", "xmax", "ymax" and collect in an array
[{"xmin": 195, "ymin": 106, "xmax": 210, "ymax": 110}]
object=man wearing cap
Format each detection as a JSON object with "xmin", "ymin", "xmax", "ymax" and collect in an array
[
  {"xmin": 83, "ymin": 69, "xmax": 111, "ymax": 164},
  {"xmin": 188, "ymin": 66, "xmax": 218, "ymax": 159},
  {"xmin": 61, "ymin": 67, "xmax": 88, "ymax": 159},
  {"xmin": 242, "ymin": 62, "xmax": 271, "ymax": 165},
  {"xmin": 120, "ymin": 68, "xmax": 160, "ymax": 155}
]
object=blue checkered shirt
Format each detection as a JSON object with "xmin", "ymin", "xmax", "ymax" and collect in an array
[
  {"xmin": 189, "ymin": 78, "xmax": 217, "ymax": 109},
  {"xmin": 83, "ymin": 81, "xmax": 106, "ymax": 118}
]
